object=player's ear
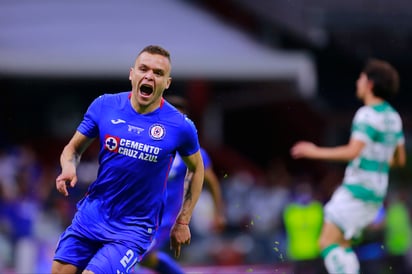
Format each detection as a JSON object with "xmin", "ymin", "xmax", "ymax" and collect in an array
[
  {"xmin": 129, "ymin": 67, "xmax": 133, "ymax": 80},
  {"xmin": 165, "ymin": 77, "xmax": 172, "ymax": 89},
  {"xmin": 129, "ymin": 67, "xmax": 134, "ymax": 81}
]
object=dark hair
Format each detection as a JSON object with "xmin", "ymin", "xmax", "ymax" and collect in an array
[
  {"xmin": 138, "ymin": 45, "xmax": 171, "ymax": 63},
  {"xmin": 363, "ymin": 58, "xmax": 399, "ymax": 100}
]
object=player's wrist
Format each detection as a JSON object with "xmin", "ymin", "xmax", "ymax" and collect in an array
[{"xmin": 176, "ymin": 220, "xmax": 189, "ymax": 226}]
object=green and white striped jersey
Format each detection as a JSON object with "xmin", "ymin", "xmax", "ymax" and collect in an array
[{"xmin": 343, "ymin": 102, "xmax": 404, "ymax": 203}]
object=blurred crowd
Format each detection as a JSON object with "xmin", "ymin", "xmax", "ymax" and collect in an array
[
  {"xmin": 0, "ymin": 142, "xmax": 411, "ymax": 274},
  {"xmin": 0, "ymin": 141, "xmax": 95, "ymax": 273}
]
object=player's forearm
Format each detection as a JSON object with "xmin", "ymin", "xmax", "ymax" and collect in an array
[
  {"xmin": 312, "ymin": 145, "xmax": 359, "ymax": 162},
  {"xmin": 176, "ymin": 169, "xmax": 204, "ymax": 224},
  {"xmin": 390, "ymin": 146, "xmax": 406, "ymax": 168},
  {"xmin": 60, "ymin": 131, "xmax": 94, "ymax": 170},
  {"xmin": 60, "ymin": 144, "xmax": 82, "ymax": 169}
]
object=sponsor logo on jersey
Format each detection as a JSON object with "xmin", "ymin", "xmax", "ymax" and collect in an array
[
  {"xmin": 128, "ymin": 125, "xmax": 144, "ymax": 134},
  {"xmin": 104, "ymin": 134, "xmax": 161, "ymax": 162},
  {"xmin": 105, "ymin": 135, "xmax": 120, "ymax": 152},
  {"xmin": 149, "ymin": 124, "xmax": 166, "ymax": 140}
]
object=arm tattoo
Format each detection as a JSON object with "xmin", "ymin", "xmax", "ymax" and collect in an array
[{"xmin": 184, "ymin": 183, "xmax": 193, "ymax": 202}]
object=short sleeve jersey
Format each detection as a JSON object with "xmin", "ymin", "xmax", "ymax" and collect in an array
[
  {"xmin": 71, "ymin": 92, "xmax": 200, "ymax": 243},
  {"xmin": 343, "ymin": 102, "xmax": 404, "ymax": 203}
]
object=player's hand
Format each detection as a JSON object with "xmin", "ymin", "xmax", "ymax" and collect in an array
[
  {"xmin": 56, "ymin": 167, "xmax": 77, "ymax": 197},
  {"xmin": 170, "ymin": 222, "xmax": 191, "ymax": 258},
  {"xmin": 290, "ymin": 141, "xmax": 317, "ymax": 159}
]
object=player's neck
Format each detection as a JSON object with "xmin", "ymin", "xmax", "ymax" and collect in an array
[
  {"xmin": 363, "ymin": 92, "xmax": 384, "ymax": 106},
  {"xmin": 364, "ymin": 95, "xmax": 384, "ymax": 106},
  {"xmin": 130, "ymin": 94, "xmax": 162, "ymax": 114}
]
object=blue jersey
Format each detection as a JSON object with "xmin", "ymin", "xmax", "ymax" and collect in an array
[
  {"xmin": 151, "ymin": 148, "xmax": 211, "ymax": 250},
  {"xmin": 70, "ymin": 92, "xmax": 200, "ymax": 247}
]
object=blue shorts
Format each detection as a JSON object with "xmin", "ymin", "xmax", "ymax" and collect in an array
[{"xmin": 54, "ymin": 229, "xmax": 144, "ymax": 273}]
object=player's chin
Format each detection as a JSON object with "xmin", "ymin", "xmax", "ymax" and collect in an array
[{"xmin": 137, "ymin": 93, "xmax": 153, "ymax": 104}]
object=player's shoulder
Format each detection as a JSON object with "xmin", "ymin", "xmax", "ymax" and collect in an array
[
  {"xmin": 162, "ymin": 100, "xmax": 182, "ymax": 115},
  {"xmin": 162, "ymin": 101, "xmax": 195, "ymax": 126},
  {"xmin": 96, "ymin": 91, "xmax": 130, "ymax": 104},
  {"xmin": 354, "ymin": 105, "xmax": 377, "ymax": 118},
  {"xmin": 357, "ymin": 104, "xmax": 372, "ymax": 113},
  {"xmin": 358, "ymin": 102, "xmax": 401, "ymax": 116}
]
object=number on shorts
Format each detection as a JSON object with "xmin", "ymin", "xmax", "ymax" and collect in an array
[{"xmin": 120, "ymin": 249, "xmax": 134, "ymax": 268}]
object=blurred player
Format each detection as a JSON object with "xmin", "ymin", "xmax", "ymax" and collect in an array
[
  {"xmin": 51, "ymin": 45, "xmax": 204, "ymax": 274},
  {"xmin": 291, "ymin": 59, "xmax": 406, "ymax": 274},
  {"xmin": 138, "ymin": 95, "xmax": 226, "ymax": 274}
]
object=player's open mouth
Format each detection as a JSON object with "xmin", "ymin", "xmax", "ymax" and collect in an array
[{"xmin": 140, "ymin": 84, "xmax": 154, "ymax": 96}]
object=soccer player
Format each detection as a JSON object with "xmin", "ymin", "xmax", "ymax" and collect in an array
[
  {"xmin": 290, "ymin": 59, "xmax": 406, "ymax": 274},
  {"xmin": 51, "ymin": 45, "xmax": 205, "ymax": 274},
  {"xmin": 138, "ymin": 95, "xmax": 226, "ymax": 274}
]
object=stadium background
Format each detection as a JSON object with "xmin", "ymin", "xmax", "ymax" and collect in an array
[{"xmin": 1, "ymin": 0, "xmax": 412, "ymax": 273}]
